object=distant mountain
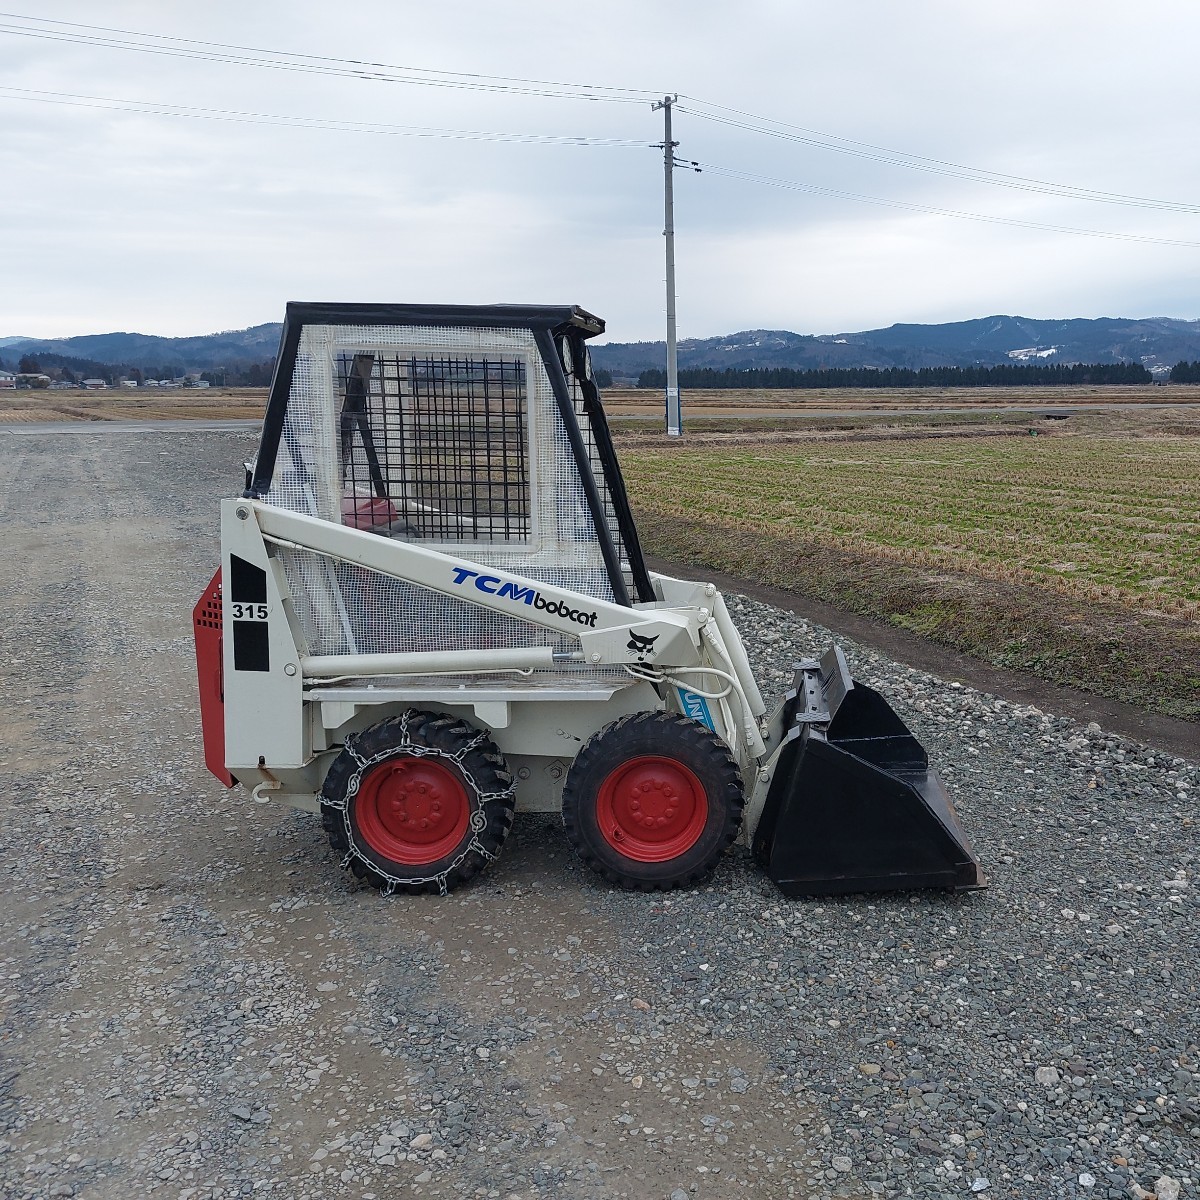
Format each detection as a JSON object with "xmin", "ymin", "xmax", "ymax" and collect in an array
[
  {"xmin": 4, "ymin": 314, "xmax": 1200, "ymax": 378},
  {"xmin": 592, "ymin": 315, "xmax": 1200, "ymax": 379},
  {"xmin": 0, "ymin": 324, "xmax": 283, "ymax": 372},
  {"xmin": 594, "ymin": 331, "xmax": 836, "ymax": 375}
]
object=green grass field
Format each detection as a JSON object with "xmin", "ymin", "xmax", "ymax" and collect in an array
[
  {"xmin": 623, "ymin": 434, "xmax": 1200, "ymax": 618},
  {"xmin": 620, "ymin": 424, "xmax": 1200, "ymax": 720}
]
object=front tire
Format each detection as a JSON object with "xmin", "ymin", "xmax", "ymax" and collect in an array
[
  {"xmin": 562, "ymin": 712, "xmax": 744, "ymax": 891},
  {"xmin": 321, "ymin": 709, "xmax": 515, "ymax": 895}
]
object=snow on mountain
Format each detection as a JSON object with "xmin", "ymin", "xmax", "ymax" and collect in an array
[{"xmin": 592, "ymin": 315, "xmax": 1200, "ymax": 375}]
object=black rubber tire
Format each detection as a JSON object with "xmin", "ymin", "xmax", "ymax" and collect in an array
[
  {"xmin": 562, "ymin": 711, "xmax": 744, "ymax": 891},
  {"xmin": 320, "ymin": 709, "xmax": 515, "ymax": 895}
]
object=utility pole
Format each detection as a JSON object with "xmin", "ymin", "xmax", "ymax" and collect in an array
[
  {"xmin": 653, "ymin": 94, "xmax": 682, "ymax": 437},
  {"xmin": 651, "ymin": 96, "xmax": 701, "ymax": 437}
]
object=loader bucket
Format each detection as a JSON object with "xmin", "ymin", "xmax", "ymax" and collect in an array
[{"xmin": 752, "ymin": 649, "xmax": 985, "ymax": 896}]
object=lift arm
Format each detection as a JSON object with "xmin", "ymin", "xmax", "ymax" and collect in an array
[{"xmin": 241, "ymin": 500, "xmax": 707, "ymax": 671}]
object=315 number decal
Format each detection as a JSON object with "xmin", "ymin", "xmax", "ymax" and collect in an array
[{"xmin": 231, "ymin": 603, "xmax": 268, "ymax": 620}]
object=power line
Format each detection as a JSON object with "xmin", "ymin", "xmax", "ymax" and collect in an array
[
  {"xmin": 4, "ymin": 10, "xmax": 1197, "ymax": 245},
  {"xmin": 0, "ymin": 10, "xmax": 661, "ymax": 99},
  {"xmin": 6, "ymin": 80, "xmax": 1187, "ymax": 250},
  {"xmin": 697, "ymin": 161, "xmax": 1200, "ymax": 249},
  {"xmin": 5, "ymin": 87, "xmax": 1192, "ymax": 252},
  {"xmin": 676, "ymin": 100, "xmax": 1200, "ymax": 215},
  {"xmin": 0, "ymin": 14, "xmax": 658, "ymax": 104},
  {"xmin": 3, "ymin": 11, "xmax": 1194, "ymax": 216},
  {"xmin": 0, "ymin": 86, "xmax": 654, "ymax": 146}
]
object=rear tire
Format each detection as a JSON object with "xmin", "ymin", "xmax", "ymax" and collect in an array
[
  {"xmin": 562, "ymin": 712, "xmax": 744, "ymax": 891},
  {"xmin": 320, "ymin": 709, "xmax": 515, "ymax": 895}
]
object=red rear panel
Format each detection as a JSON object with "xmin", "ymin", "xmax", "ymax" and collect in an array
[{"xmin": 193, "ymin": 568, "xmax": 236, "ymax": 787}]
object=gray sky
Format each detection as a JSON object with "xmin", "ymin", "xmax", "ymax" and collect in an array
[{"xmin": 3, "ymin": 1, "xmax": 1200, "ymax": 343}]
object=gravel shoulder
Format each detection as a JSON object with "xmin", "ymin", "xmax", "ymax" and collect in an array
[{"xmin": 0, "ymin": 429, "xmax": 1196, "ymax": 1200}]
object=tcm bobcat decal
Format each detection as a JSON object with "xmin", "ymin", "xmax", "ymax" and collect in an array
[
  {"xmin": 449, "ymin": 566, "xmax": 599, "ymax": 627},
  {"xmin": 626, "ymin": 630, "xmax": 660, "ymax": 660}
]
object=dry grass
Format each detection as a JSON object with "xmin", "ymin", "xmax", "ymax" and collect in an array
[
  {"xmin": 622, "ymin": 433, "xmax": 1200, "ymax": 618},
  {"xmin": 0, "ymin": 387, "xmax": 267, "ymax": 423},
  {"xmin": 5, "ymin": 382, "xmax": 1199, "ymax": 423},
  {"xmin": 602, "ymin": 382, "xmax": 1200, "ymax": 413}
]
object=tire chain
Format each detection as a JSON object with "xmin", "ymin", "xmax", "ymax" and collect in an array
[{"xmin": 321, "ymin": 710, "xmax": 516, "ymax": 897}]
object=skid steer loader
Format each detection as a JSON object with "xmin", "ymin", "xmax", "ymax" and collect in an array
[{"xmin": 193, "ymin": 302, "xmax": 985, "ymax": 897}]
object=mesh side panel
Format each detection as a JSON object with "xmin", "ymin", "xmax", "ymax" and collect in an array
[
  {"xmin": 558, "ymin": 337, "xmax": 639, "ymax": 600},
  {"xmin": 279, "ymin": 547, "xmax": 575, "ymax": 658},
  {"xmin": 272, "ymin": 326, "xmax": 342, "ymax": 524},
  {"xmin": 264, "ymin": 322, "xmax": 619, "ymax": 657}
]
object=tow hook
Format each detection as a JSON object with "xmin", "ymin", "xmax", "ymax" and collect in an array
[{"xmin": 251, "ymin": 763, "xmax": 282, "ymax": 805}]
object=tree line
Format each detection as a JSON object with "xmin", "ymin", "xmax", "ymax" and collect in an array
[
  {"xmin": 634, "ymin": 362, "xmax": 1154, "ymax": 389},
  {"xmin": 1169, "ymin": 360, "xmax": 1200, "ymax": 382},
  {"xmin": 1, "ymin": 351, "xmax": 276, "ymax": 387}
]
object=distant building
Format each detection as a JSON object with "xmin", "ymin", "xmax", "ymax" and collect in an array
[
  {"xmin": 0, "ymin": 371, "xmax": 15, "ymax": 390},
  {"xmin": 143, "ymin": 379, "xmax": 160, "ymax": 388},
  {"xmin": 82, "ymin": 379, "xmax": 107, "ymax": 390},
  {"xmin": 120, "ymin": 379, "xmax": 138, "ymax": 388}
]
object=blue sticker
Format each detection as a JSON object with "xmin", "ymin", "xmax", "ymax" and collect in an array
[{"xmin": 677, "ymin": 687, "xmax": 715, "ymax": 731}]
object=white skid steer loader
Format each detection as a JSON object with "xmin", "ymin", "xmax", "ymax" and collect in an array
[{"xmin": 194, "ymin": 302, "xmax": 985, "ymax": 897}]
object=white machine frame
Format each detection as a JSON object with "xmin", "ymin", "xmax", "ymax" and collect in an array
[
  {"xmin": 197, "ymin": 301, "xmax": 983, "ymax": 897},
  {"xmin": 221, "ymin": 496, "xmax": 784, "ymax": 842}
]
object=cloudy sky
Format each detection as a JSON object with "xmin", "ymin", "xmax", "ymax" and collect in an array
[{"xmin": 3, "ymin": 1, "xmax": 1200, "ymax": 343}]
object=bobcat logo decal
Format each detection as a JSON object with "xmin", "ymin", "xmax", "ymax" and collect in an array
[{"xmin": 626, "ymin": 631, "xmax": 660, "ymax": 661}]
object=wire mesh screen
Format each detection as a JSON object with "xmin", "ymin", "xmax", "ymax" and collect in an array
[
  {"xmin": 336, "ymin": 351, "xmax": 530, "ymax": 544},
  {"xmin": 556, "ymin": 335, "xmax": 641, "ymax": 601},
  {"xmin": 276, "ymin": 545, "xmax": 574, "ymax": 659},
  {"xmin": 262, "ymin": 321, "xmax": 624, "ymax": 662}
]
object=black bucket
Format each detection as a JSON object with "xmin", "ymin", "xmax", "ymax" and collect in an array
[{"xmin": 752, "ymin": 649, "xmax": 986, "ymax": 897}]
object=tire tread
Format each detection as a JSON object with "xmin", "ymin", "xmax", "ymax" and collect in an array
[{"xmin": 562, "ymin": 711, "xmax": 744, "ymax": 892}]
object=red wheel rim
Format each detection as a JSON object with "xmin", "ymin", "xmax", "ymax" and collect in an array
[
  {"xmin": 354, "ymin": 757, "xmax": 472, "ymax": 865},
  {"xmin": 595, "ymin": 755, "xmax": 709, "ymax": 863}
]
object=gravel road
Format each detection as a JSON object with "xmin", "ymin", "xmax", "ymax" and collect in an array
[{"xmin": 1, "ymin": 427, "xmax": 1196, "ymax": 1200}]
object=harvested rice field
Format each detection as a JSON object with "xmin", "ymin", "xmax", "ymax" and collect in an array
[
  {"xmin": 620, "ymin": 417, "xmax": 1200, "ymax": 720},
  {"xmin": 622, "ymin": 433, "xmax": 1200, "ymax": 619}
]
